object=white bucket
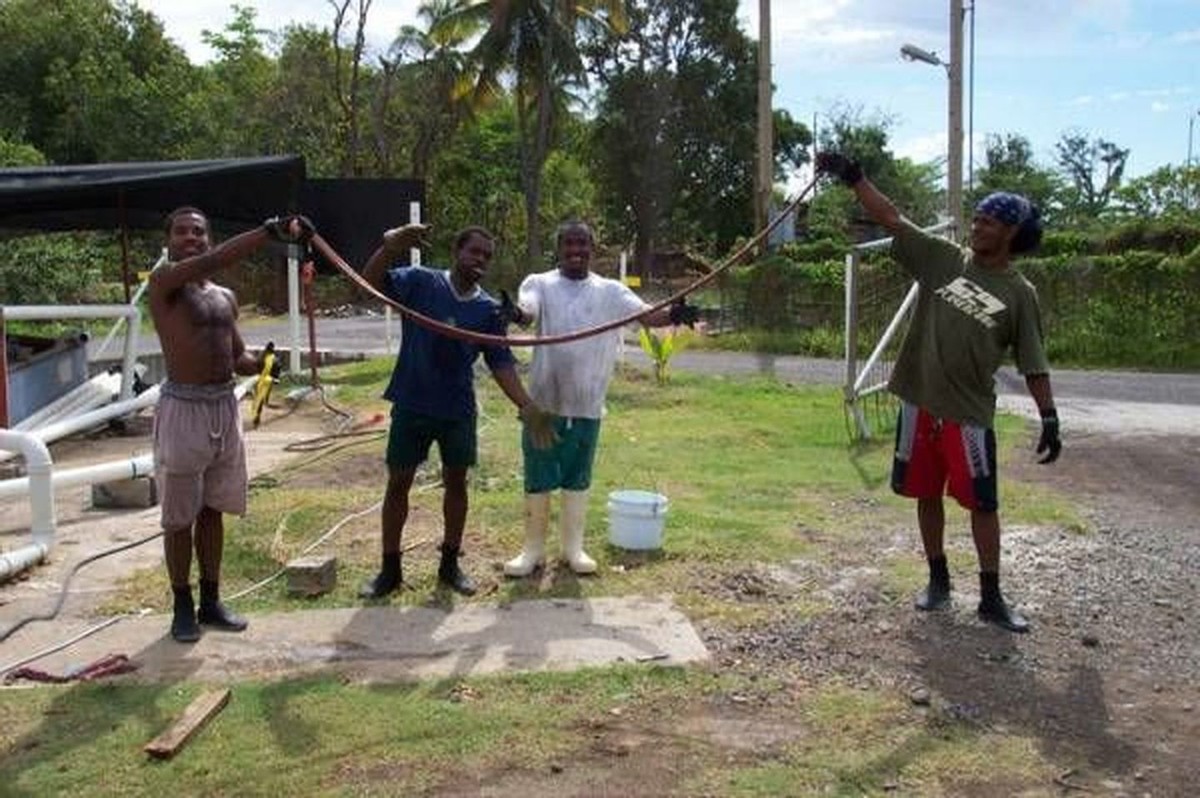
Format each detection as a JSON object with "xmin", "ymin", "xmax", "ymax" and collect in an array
[{"xmin": 607, "ymin": 489, "xmax": 669, "ymax": 550}]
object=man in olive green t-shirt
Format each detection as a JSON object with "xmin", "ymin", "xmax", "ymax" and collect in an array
[{"xmin": 816, "ymin": 152, "xmax": 1062, "ymax": 633}]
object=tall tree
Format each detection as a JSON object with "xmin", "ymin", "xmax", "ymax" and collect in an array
[
  {"xmin": 814, "ymin": 105, "xmax": 941, "ymax": 234},
  {"xmin": 197, "ymin": 5, "xmax": 279, "ymax": 156},
  {"xmin": 384, "ymin": 0, "xmax": 474, "ymax": 179},
  {"xmin": 586, "ymin": 0, "xmax": 764, "ymax": 269},
  {"xmin": 0, "ymin": 0, "xmax": 199, "ymax": 162},
  {"xmin": 1055, "ymin": 132, "xmax": 1129, "ymax": 225},
  {"xmin": 434, "ymin": 0, "xmax": 629, "ymax": 264},
  {"xmin": 1114, "ymin": 164, "xmax": 1200, "ymax": 220},
  {"xmin": 328, "ymin": 0, "xmax": 376, "ymax": 176},
  {"xmin": 969, "ymin": 133, "xmax": 1061, "ymax": 222}
]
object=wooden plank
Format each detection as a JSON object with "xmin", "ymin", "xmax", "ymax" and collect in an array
[{"xmin": 143, "ymin": 688, "xmax": 231, "ymax": 760}]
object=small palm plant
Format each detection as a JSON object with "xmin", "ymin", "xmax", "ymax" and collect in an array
[{"xmin": 638, "ymin": 326, "xmax": 690, "ymax": 384}]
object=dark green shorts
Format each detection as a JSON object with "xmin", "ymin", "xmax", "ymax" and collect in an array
[
  {"xmin": 387, "ymin": 407, "xmax": 477, "ymax": 469},
  {"xmin": 523, "ymin": 416, "xmax": 600, "ymax": 492}
]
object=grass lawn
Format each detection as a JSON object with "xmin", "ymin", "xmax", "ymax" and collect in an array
[{"xmin": 0, "ymin": 358, "xmax": 1084, "ymax": 797}]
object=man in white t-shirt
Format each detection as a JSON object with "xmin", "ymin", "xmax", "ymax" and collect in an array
[{"xmin": 503, "ymin": 221, "xmax": 697, "ymax": 576}]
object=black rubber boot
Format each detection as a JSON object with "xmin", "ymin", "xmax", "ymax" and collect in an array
[
  {"xmin": 198, "ymin": 580, "xmax": 248, "ymax": 631},
  {"xmin": 360, "ymin": 552, "xmax": 402, "ymax": 599},
  {"xmin": 914, "ymin": 555, "xmax": 952, "ymax": 611},
  {"xmin": 977, "ymin": 571, "xmax": 1029, "ymax": 633},
  {"xmin": 438, "ymin": 545, "xmax": 477, "ymax": 596},
  {"xmin": 170, "ymin": 585, "xmax": 201, "ymax": 643}
]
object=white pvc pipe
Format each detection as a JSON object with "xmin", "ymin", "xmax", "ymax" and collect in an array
[
  {"xmin": 0, "ymin": 429, "xmax": 55, "ymax": 548},
  {"xmin": 288, "ymin": 247, "xmax": 302, "ymax": 375},
  {"xmin": 13, "ymin": 371, "xmax": 121, "ymax": 432},
  {"xmin": 0, "ymin": 544, "xmax": 48, "ymax": 583},
  {"xmin": 26, "ymin": 384, "xmax": 159, "ymax": 450},
  {"xmin": 3, "ymin": 304, "xmax": 141, "ymax": 401},
  {"xmin": 92, "ymin": 249, "xmax": 166, "ymax": 360},
  {"xmin": 3, "ymin": 305, "xmax": 140, "ymax": 321},
  {"xmin": 0, "ymin": 452, "xmax": 154, "ymax": 502}
]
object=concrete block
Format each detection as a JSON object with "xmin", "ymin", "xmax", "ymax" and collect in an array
[
  {"xmin": 286, "ymin": 555, "xmax": 337, "ymax": 597},
  {"xmin": 91, "ymin": 477, "xmax": 158, "ymax": 509}
]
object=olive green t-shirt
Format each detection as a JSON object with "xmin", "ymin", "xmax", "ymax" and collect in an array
[{"xmin": 886, "ymin": 221, "xmax": 1049, "ymax": 428}]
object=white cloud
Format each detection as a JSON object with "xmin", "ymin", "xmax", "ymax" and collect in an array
[
  {"xmin": 894, "ymin": 131, "xmax": 947, "ymax": 165},
  {"xmin": 1150, "ymin": 101, "xmax": 1170, "ymax": 113}
]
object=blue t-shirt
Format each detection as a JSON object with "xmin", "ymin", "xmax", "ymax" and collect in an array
[{"xmin": 381, "ymin": 266, "xmax": 515, "ymax": 419}]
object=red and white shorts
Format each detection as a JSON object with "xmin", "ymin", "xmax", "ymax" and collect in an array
[{"xmin": 891, "ymin": 402, "xmax": 998, "ymax": 512}]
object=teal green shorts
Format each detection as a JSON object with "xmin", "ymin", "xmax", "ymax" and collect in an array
[
  {"xmin": 523, "ymin": 416, "xmax": 600, "ymax": 492},
  {"xmin": 387, "ymin": 407, "xmax": 477, "ymax": 469}
]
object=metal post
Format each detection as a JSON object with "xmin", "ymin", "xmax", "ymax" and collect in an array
[
  {"xmin": 948, "ymin": 0, "xmax": 965, "ymax": 238},
  {"xmin": 967, "ymin": 1, "xmax": 975, "ymax": 197},
  {"xmin": 1189, "ymin": 112, "xmax": 1195, "ymax": 167},
  {"xmin": 755, "ymin": 0, "xmax": 773, "ymax": 237},
  {"xmin": 0, "ymin": 308, "xmax": 8, "ymax": 429},
  {"xmin": 287, "ymin": 245, "xmax": 302, "ymax": 374}
]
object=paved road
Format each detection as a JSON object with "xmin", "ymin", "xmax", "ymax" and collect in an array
[{"xmin": 91, "ymin": 314, "xmax": 1200, "ymax": 420}]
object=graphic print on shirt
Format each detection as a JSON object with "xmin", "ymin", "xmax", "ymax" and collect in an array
[{"xmin": 933, "ymin": 276, "xmax": 1006, "ymax": 329}]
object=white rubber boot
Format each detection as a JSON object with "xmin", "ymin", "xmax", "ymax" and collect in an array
[
  {"xmin": 561, "ymin": 489, "xmax": 597, "ymax": 574},
  {"xmin": 504, "ymin": 493, "xmax": 550, "ymax": 577}
]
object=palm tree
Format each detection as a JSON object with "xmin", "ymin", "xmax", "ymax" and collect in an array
[
  {"xmin": 384, "ymin": 0, "xmax": 474, "ymax": 178},
  {"xmin": 433, "ymin": 0, "xmax": 628, "ymax": 264}
]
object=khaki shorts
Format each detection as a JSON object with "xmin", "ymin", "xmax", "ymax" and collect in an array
[{"xmin": 153, "ymin": 382, "xmax": 247, "ymax": 530}]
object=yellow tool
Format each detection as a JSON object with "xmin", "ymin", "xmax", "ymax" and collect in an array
[{"xmin": 251, "ymin": 342, "xmax": 278, "ymax": 428}]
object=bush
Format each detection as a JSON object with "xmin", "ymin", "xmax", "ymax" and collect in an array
[
  {"xmin": 0, "ymin": 232, "xmax": 118, "ymax": 304},
  {"xmin": 1038, "ymin": 230, "xmax": 1094, "ymax": 257},
  {"xmin": 1104, "ymin": 218, "xmax": 1200, "ymax": 255}
]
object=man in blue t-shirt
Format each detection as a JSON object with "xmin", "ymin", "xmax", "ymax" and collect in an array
[{"xmin": 358, "ymin": 224, "xmax": 555, "ymax": 598}]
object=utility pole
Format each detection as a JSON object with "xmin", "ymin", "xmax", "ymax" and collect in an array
[
  {"xmin": 755, "ymin": 0, "xmax": 773, "ymax": 238},
  {"xmin": 948, "ymin": 0, "xmax": 965, "ymax": 237}
]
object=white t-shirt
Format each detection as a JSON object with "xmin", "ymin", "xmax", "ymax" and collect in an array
[{"xmin": 519, "ymin": 269, "xmax": 650, "ymax": 419}]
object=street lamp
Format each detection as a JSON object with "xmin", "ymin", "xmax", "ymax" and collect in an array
[
  {"xmin": 900, "ymin": 0, "xmax": 966, "ymax": 238},
  {"xmin": 900, "ymin": 43, "xmax": 945, "ymax": 70}
]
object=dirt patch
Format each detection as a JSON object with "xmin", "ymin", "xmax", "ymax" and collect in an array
[{"xmin": 689, "ymin": 429, "xmax": 1200, "ymax": 797}]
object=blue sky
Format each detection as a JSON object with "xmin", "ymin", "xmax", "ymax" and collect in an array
[{"xmin": 138, "ymin": 0, "xmax": 1198, "ymax": 181}]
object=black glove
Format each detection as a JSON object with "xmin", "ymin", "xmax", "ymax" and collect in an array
[
  {"xmin": 814, "ymin": 152, "xmax": 864, "ymax": 186},
  {"xmin": 668, "ymin": 299, "xmax": 700, "ymax": 327},
  {"xmin": 263, "ymin": 214, "xmax": 315, "ymax": 244},
  {"xmin": 1036, "ymin": 407, "xmax": 1061, "ymax": 464},
  {"xmin": 496, "ymin": 290, "xmax": 529, "ymax": 326}
]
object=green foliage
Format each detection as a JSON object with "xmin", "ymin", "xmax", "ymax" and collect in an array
[
  {"xmin": 1017, "ymin": 249, "xmax": 1200, "ymax": 368},
  {"xmin": 0, "ymin": 0, "xmax": 201, "ymax": 162},
  {"xmin": 968, "ymin": 132, "xmax": 1062, "ymax": 221},
  {"xmin": 1103, "ymin": 217, "xmax": 1200, "ymax": 256},
  {"xmin": 586, "ymin": 0, "xmax": 760, "ymax": 266},
  {"xmin": 1054, "ymin": 132, "xmax": 1130, "ymax": 227},
  {"xmin": 778, "ymin": 238, "xmax": 848, "ymax": 263},
  {"xmin": 813, "ymin": 105, "xmax": 942, "ymax": 232},
  {"xmin": 637, "ymin": 326, "xmax": 689, "ymax": 383},
  {"xmin": 0, "ymin": 136, "xmax": 47, "ymax": 166},
  {"xmin": 721, "ymin": 255, "xmax": 844, "ymax": 333},
  {"xmin": 1114, "ymin": 164, "xmax": 1200, "ymax": 220},
  {"xmin": 1037, "ymin": 230, "xmax": 1094, "ymax": 257},
  {"xmin": 0, "ymin": 232, "xmax": 123, "ymax": 304}
]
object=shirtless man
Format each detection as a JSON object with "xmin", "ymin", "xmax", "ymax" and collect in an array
[{"xmin": 149, "ymin": 207, "xmax": 311, "ymax": 642}]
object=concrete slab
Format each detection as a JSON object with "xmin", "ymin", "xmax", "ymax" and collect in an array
[{"xmin": 2, "ymin": 596, "xmax": 709, "ymax": 685}]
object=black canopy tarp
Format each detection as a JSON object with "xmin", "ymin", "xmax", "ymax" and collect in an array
[
  {"xmin": 300, "ymin": 178, "xmax": 425, "ymax": 271},
  {"xmin": 0, "ymin": 156, "xmax": 306, "ymax": 233}
]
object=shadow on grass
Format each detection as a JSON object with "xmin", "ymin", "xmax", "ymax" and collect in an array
[{"xmin": 0, "ymin": 631, "xmax": 203, "ymax": 797}]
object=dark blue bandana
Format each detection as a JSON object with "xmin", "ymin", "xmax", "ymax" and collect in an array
[{"xmin": 975, "ymin": 192, "xmax": 1032, "ymax": 226}]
